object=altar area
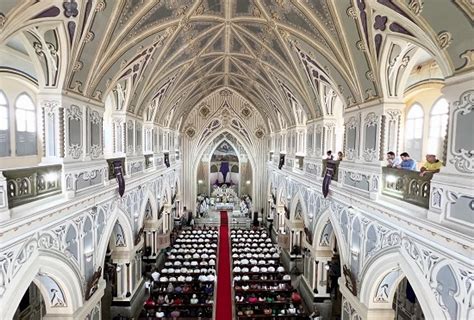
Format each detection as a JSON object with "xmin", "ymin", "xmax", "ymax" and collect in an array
[
  {"xmin": 194, "ymin": 209, "xmax": 251, "ymax": 228},
  {"xmin": 210, "ymin": 184, "xmax": 238, "ymax": 211}
]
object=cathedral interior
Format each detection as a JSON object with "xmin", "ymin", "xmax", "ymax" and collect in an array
[{"xmin": 0, "ymin": 1, "xmax": 473, "ymax": 320}]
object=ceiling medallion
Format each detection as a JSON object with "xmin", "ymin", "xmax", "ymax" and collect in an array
[
  {"xmin": 195, "ymin": 4, "xmax": 205, "ymax": 15},
  {"xmin": 199, "ymin": 104, "xmax": 210, "ymax": 118},
  {"xmin": 255, "ymin": 128, "xmax": 265, "ymax": 139},
  {"xmin": 185, "ymin": 127, "xmax": 196, "ymax": 138},
  {"xmin": 219, "ymin": 89, "xmax": 232, "ymax": 96},
  {"xmin": 241, "ymin": 105, "xmax": 252, "ymax": 118}
]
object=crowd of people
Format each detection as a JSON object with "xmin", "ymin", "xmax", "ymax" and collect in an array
[
  {"xmin": 386, "ymin": 152, "xmax": 443, "ymax": 176},
  {"xmin": 140, "ymin": 227, "xmax": 218, "ymax": 319},
  {"xmin": 324, "ymin": 149, "xmax": 443, "ymax": 176},
  {"xmin": 231, "ymin": 229, "xmax": 307, "ymax": 318}
]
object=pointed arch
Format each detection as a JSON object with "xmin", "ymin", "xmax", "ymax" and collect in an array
[
  {"xmin": 277, "ymin": 178, "xmax": 288, "ymax": 207},
  {"xmin": 96, "ymin": 205, "xmax": 134, "ymax": 272},
  {"xmin": 290, "ymin": 191, "xmax": 309, "ymax": 227},
  {"xmin": 138, "ymin": 187, "xmax": 158, "ymax": 226},
  {"xmin": 2, "ymin": 250, "xmax": 84, "ymax": 320},
  {"xmin": 359, "ymin": 249, "xmax": 444, "ymax": 320},
  {"xmin": 312, "ymin": 206, "xmax": 349, "ymax": 267},
  {"xmin": 378, "ymin": 35, "xmax": 449, "ymax": 100},
  {"xmin": 191, "ymin": 128, "xmax": 258, "ymax": 202}
]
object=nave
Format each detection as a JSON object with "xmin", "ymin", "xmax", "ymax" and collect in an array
[
  {"xmin": 1, "ymin": 1, "xmax": 471, "ymax": 320},
  {"xmin": 138, "ymin": 211, "xmax": 310, "ymax": 320}
]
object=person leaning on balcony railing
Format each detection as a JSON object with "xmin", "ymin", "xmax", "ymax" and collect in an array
[
  {"xmin": 396, "ymin": 152, "xmax": 417, "ymax": 171},
  {"xmin": 386, "ymin": 151, "xmax": 401, "ymax": 168},
  {"xmin": 337, "ymin": 151, "xmax": 344, "ymax": 161},
  {"xmin": 326, "ymin": 150, "xmax": 334, "ymax": 160},
  {"xmin": 419, "ymin": 154, "xmax": 443, "ymax": 177}
]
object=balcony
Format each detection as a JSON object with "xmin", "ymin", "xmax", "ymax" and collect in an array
[
  {"xmin": 321, "ymin": 160, "xmax": 340, "ymax": 181},
  {"xmin": 2, "ymin": 165, "xmax": 62, "ymax": 209},
  {"xmin": 382, "ymin": 167, "xmax": 432, "ymax": 209}
]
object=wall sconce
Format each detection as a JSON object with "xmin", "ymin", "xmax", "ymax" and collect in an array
[
  {"xmin": 198, "ymin": 180, "xmax": 203, "ymax": 184},
  {"xmin": 246, "ymin": 180, "xmax": 251, "ymax": 185}
]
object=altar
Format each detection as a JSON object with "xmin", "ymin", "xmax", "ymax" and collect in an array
[
  {"xmin": 215, "ymin": 203, "xmax": 234, "ymax": 210},
  {"xmin": 211, "ymin": 184, "xmax": 238, "ymax": 210}
]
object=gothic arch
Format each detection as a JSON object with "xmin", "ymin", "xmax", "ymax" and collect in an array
[
  {"xmin": 138, "ymin": 187, "xmax": 159, "ymax": 226},
  {"xmin": 312, "ymin": 217, "xmax": 337, "ymax": 253},
  {"xmin": 378, "ymin": 35, "xmax": 449, "ymax": 100},
  {"xmin": 276, "ymin": 178, "xmax": 288, "ymax": 207},
  {"xmin": 2, "ymin": 251, "xmax": 84, "ymax": 320},
  {"xmin": 359, "ymin": 249, "xmax": 444, "ymax": 320},
  {"xmin": 290, "ymin": 192, "xmax": 309, "ymax": 227},
  {"xmin": 191, "ymin": 128, "xmax": 258, "ymax": 202},
  {"xmin": 96, "ymin": 206, "xmax": 134, "ymax": 272},
  {"xmin": 0, "ymin": 21, "xmax": 70, "ymax": 91},
  {"xmin": 312, "ymin": 207, "xmax": 349, "ymax": 268}
]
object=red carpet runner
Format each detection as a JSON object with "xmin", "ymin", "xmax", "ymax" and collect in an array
[{"xmin": 216, "ymin": 211, "xmax": 232, "ymax": 320}]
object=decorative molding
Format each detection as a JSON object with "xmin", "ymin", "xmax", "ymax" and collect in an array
[
  {"xmin": 407, "ymin": 0, "xmax": 423, "ymax": 15},
  {"xmin": 363, "ymin": 148, "xmax": 378, "ymax": 162},
  {"xmin": 449, "ymin": 90, "xmax": 473, "ymax": 173},
  {"xmin": 437, "ymin": 31, "xmax": 453, "ymax": 50}
]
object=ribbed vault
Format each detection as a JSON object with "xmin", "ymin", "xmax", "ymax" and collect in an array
[{"xmin": 0, "ymin": 0, "xmax": 472, "ymax": 130}]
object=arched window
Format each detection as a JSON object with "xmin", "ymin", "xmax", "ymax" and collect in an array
[
  {"xmin": 428, "ymin": 98, "xmax": 449, "ymax": 156},
  {"xmin": 15, "ymin": 93, "xmax": 37, "ymax": 156},
  {"xmin": 405, "ymin": 103, "xmax": 424, "ymax": 161},
  {"xmin": 0, "ymin": 91, "xmax": 10, "ymax": 156}
]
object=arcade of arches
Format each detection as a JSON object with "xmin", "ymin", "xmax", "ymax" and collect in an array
[{"xmin": 0, "ymin": 1, "xmax": 472, "ymax": 320}]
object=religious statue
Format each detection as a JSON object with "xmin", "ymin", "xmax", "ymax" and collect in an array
[
  {"xmin": 85, "ymin": 266, "xmax": 102, "ymax": 300},
  {"xmin": 50, "ymin": 288, "xmax": 65, "ymax": 307}
]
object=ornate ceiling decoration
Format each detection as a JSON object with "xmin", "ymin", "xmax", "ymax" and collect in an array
[{"xmin": 0, "ymin": 0, "xmax": 471, "ymax": 130}]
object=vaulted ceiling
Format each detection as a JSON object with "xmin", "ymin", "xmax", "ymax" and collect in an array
[{"xmin": 0, "ymin": 0, "xmax": 472, "ymax": 129}]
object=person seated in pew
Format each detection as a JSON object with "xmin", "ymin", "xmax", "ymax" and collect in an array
[
  {"xmin": 247, "ymin": 294, "xmax": 258, "ymax": 303},
  {"xmin": 288, "ymin": 304, "xmax": 297, "ymax": 314},
  {"xmin": 170, "ymin": 309, "xmax": 180, "ymax": 318},
  {"xmin": 190, "ymin": 294, "xmax": 199, "ymax": 304},
  {"xmin": 155, "ymin": 308, "xmax": 165, "ymax": 318},
  {"xmin": 156, "ymin": 294, "xmax": 165, "ymax": 305},
  {"xmin": 291, "ymin": 289, "xmax": 302, "ymax": 304}
]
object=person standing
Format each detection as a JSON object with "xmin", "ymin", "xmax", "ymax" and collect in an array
[
  {"xmin": 397, "ymin": 152, "xmax": 417, "ymax": 171},
  {"xmin": 326, "ymin": 150, "xmax": 334, "ymax": 160}
]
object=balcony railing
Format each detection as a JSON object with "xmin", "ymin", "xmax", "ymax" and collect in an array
[
  {"xmin": 382, "ymin": 167, "xmax": 432, "ymax": 209},
  {"xmin": 2, "ymin": 165, "xmax": 62, "ymax": 209},
  {"xmin": 322, "ymin": 160, "xmax": 340, "ymax": 181}
]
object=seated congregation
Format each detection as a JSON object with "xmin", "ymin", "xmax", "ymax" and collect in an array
[
  {"xmin": 232, "ymin": 229, "xmax": 306, "ymax": 319},
  {"xmin": 139, "ymin": 225, "xmax": 309, "ymax": 319},
  {"xmin": 141, "ymin": 227, "xmax": 218, "ymax": 319}
]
